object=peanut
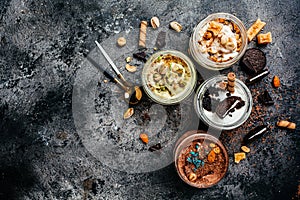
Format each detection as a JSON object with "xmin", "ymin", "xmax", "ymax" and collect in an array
[{"xmin": 139, "ymin": 133, "xmax": 149, "ymax": 144}]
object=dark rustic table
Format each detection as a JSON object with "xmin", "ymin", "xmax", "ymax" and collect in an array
[{"xmin": 0, "ymin": 0, "xmax": 299, "ymax": 199}]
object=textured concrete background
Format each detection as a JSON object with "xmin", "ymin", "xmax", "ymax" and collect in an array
[{"xmin": 0, "ymin": 0, "xmax": 299, "ymax": 199}]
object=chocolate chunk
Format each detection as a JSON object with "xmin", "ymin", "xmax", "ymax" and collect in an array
[
  {"xmin": 202, "ymin": 95, "xmax": 212, "ymax": 111},
  {"xmin": 133, "ymin": 51, "xmax": 148, "ymax": 62},
  {"xmin": 258, "ymin": 90, "xmax": 274, "ymax": 105},
  {"xmin": 215, "ymin": 96, "xmax": 245, "ymax": 118},
  {"xmin": 240, "ymin": 48, "xmax": 266, "ymax": 74},
  {"xmin": 242, "ymin": 125, "xmax": 268, "ymax": 145},
  {"xmin": 155, "ymin": 31, "xmax": 166, "ymax": 49},
  {"xmin": 245, "ymin": 70, "xmax": 269, "ymax": 85},
  {"xmin": 202, "ymin": 87, "xmax": 226, "ymax": 112},
  {"xmin": 148, "ymin": 143, "xmax": 162, "ymax": 152}
]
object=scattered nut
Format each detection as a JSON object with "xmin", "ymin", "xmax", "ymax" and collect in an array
[
  {"xmin": 103, "ymin": 79, "xmax": 108, "ymax": 83},
  {"xmin": 134, "ymin": 86, "xmax": 142, "ymax": 101},
  {"xmin": 207, "ymin": 150, "xmax": 216, "ymax": 163},
  {"xmin": 150, "ymin": 16, "xmax": 160, "ymax": 29},
  {"xmin": 148, "ymin": 143, "xmax": 162, "ymax": 152},
  {"xmin": 170, "ymin": 21, "xmax": 182, "ymax": 32},
  {"xmin": 123, "ymin": 108, "xmax": 134, "ymax": 119},
  {"xmin": 277, "ymin": 120, "xmax": 296, "ymax": 130},
  {"xmin": 209, "ymin": 143, "xmax": 216, "ymax": 148},
  {"xmin": 241, "ymin": 146, "xmax": 250, "ymax": 153},
  {"xmin": 272, "ymin": 75, "xmax": 280, "ymax": 88},
  {"xmin": 125, "ymin": 64, "xmax": 137, "ymax": 72},
  {"xmin": 213, "ymin": 146, "xmax": 220, "ymax": 154},
  {"xmin": 139, "ymin": 133, "xmax": 149, "ymax": 144},
  {"xmin": 117, "ymin": 37, "xmax": 126, "ymax": 47},
  {"xmin": 188, "ymin": 173, "xmax": 197, "ymax": 182},
  {"xmin": 234, "ymin": 152, "xmax": 246, "ymax": 163},
  {"xmin": 125, "ymin": 56, "xmax": 132, "ymax": 63}
]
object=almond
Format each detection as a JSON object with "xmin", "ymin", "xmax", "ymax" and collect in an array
[
  {"xmin": 139, "ymin": 133, "xmax": 149, "ymax": 144},
  {"xmin": 272, "ymin": 75, "xmax": 280, "ymax": 88}
]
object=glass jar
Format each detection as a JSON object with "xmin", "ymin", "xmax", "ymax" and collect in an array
[
  {"xmin": 142, "ymin": 50, "xmax": 197, "ymax": 105},
  {"xmin": 174, "ymin": 130, "xmax": 229, "ymax": 188},
  {"xmin": 189, "ymin": 13, "xmax": 248, "ymax": 70},
  {"xmin": 194, "ymin": 75, "xmax": 252, "ymax": 130}
]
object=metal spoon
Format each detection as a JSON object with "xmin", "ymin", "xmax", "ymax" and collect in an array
[
  {"xmin": 92, "ymin": 42, "xmax": 143, "ymax": 105},
  {"xmin": 95, "ymin": 41, "xmax": 131, "ymax": 86},
  {"xmin": 86, "ymin": 56, "xmax": 129, "ymax": 91}
]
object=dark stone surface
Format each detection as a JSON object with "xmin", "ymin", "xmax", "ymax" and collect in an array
[{"xmin": 0, "ymin": 0, "xmax": 299, "ymax": 199}]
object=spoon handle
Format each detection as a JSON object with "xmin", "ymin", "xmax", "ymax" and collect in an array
[
  {"xmin": 95, "ymin": 41, "xmax": 131, "ymax": 86},
  {"xmin": 86, "ymin": 56, "xmax": 129, "ymax": 91}
]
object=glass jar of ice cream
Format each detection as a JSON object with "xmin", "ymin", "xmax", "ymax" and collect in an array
[
  {"xmin": 142, "ymin": 50, "xmax": 197, "ymax": 105},
  {"xmin": 194, "ymin": 75, "xmax": 252, "ymax": 130},
  {"xmin": 189, "ymin": 13, "xmax": 248, "ymax": 70}
]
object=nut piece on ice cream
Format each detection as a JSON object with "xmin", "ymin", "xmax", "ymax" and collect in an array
[{"xmin": 207, "ymin": 21, "xmax": 223, "ymax": 36}]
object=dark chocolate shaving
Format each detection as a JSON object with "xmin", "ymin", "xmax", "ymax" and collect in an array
[
  {"xmin": 258, "ymin": 90, "xmax": 274, "ymax": 105},
  {"xmin": 155, "ymin": 31, "xmax": 167, "ymax": 49},
  {"xmin": 148, "ymin": 143, "xmax": 162, "ymax": 152},
  {"xmin": 133, "ymin": 51, "xmax": 148, "ymax": 62}
]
